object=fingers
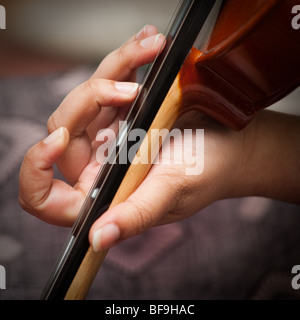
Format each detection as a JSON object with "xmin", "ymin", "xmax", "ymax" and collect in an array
[
  {"xmin": 89, "ymin": 174, "xmax": 177, "ymax": 252},
  {"xmin": 48, "ymin": 80, "xmax": 139, "ymax": 138},
  {"xmin": 129, "ymin": 24, "xmax": 159, "ymax": 42},
  {"xmin": 47, "ymin": 79, "xmax": 139, "ymax": 184},
  {"xmin": 20, "ymin": 25, "xmax": 166, "ymax": 227},
  {"xmin": 46, "ymin": 25, "xmax": 165, "ymax": 184},
  {"xmin": 19, "ymin": 78, "xmax": 138, "ymax": 224},
  {"xmin": 19, "ymin": 127, "xmax": 84, "ymax": 226},
  {"xmin": 93, "ymin": 25, "xmax": 165, "ymax": 81}
]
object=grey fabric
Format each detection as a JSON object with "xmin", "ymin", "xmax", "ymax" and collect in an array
[{"xmin": 0, "ymin": 68, "xmax": 299, "ymax": 300}]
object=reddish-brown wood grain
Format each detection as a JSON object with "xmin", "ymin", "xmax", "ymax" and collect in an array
[{"xmin": 179, "ymin": 0, "xmax": 300, "ymax": 130}]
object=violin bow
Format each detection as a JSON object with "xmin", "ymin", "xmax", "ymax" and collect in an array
[
  {"xmin": 41, "ymin": 0, "xmax": 300, "ymax": 300},
  {"xmin": 40, "ymin": 0, "xmax": 218, "ymax": 300}
]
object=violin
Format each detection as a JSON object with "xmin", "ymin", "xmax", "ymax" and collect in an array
[{"xmin": 40, "ymin": 0, "xmax": 300, "ymax": 300}]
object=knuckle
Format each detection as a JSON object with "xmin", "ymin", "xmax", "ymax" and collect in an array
[
  {"xmin": 127, "ymin": 198, "xmax": 155, "ymax": 235},
  {"xmin": 18, "ymin": 193, "xmax": 34, "ymax": 214},
  {"xmin": 116, "ymin": 44, "xmax": 135, "ymax": 75},
  {"xmin": 19, "ymin": 153, "xmax": 49, "ymax": 217},
  {"xmin": 47, "ymin": 110, "xmax": 62, "ymax": 133},
  {"xmin": 21, "ymin": 145, "xmax": 40, "ymax": 172},
  {"xmin": 18, "ymin": 191, "xmax": 44, "ymax": 219},
  {"xmin": 83, "ymin": 78, "xmax": 106, "ymax": 108},
  {"xmin": 118, "ymin": 44, "xmax": 126, "ymax": 60},
  {"xmin": 23, "ymin": 148, "xmax": 35, "ymax": 169},
  {"xmin": 84, "ymin": 78, "xmax": 98, "ymax": 93},
  {"xmin": 18, "ymin": 188, "xmax": 49, "ymax": 222}
]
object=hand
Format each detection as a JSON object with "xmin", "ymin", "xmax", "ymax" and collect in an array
[
  {"xmin": 19, "ymin": 24, "xmax": 300, "ymax": 253},
  {"xmin": 88, "ymin": 109, "xmax": 300, "ymax": 253},
  {"xmin": 19, "ymin": 24, "xmax": 245, "ymax": 251},
  {"xmin": 19, "ymin": 25, "xmax": 165, "ymax": 226},
  {"xmin": 88, "ymin": 109, "xmax": 252, "ymax": 251}
]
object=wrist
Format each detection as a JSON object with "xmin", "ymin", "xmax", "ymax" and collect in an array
[
  {"xmin": 227, "ymin": 110, "xmax": 300, "ymax": 202},
  {"xmin": 215, "ymin": 112, "xmax": 262, "ymax": 200}
]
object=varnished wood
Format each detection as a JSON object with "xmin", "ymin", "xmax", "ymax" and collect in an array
[
  {"xmin": 43, "ymin": 0, "xmax": 300, "ymax": 300},
  {"xmin": 181, "ymin": 0, "xmax": 300, "ymax": 130},
  {"xmin": 64, "ymin": 77, "xmax": 182, "ymax": 300}
]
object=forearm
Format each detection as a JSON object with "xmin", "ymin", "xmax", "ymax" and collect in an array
[{"xmin": 240, "ymin": 110, "xmax": 300, "ymax": 203}]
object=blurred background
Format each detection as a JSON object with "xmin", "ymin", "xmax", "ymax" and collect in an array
[
  {"xmin": 0, "ymin": 0, "xmax": 176, "ymax": 74},
  {"xmin": 0, "ymin": 0, "xmax": 299, "ymax": 300}
]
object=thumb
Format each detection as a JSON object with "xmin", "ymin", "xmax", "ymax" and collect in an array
[
  {"xmin": 19, "ymin": 127, "xmax": 84, "ymax": 226},
  {"xmin": 89, "ymin": 174, "xmax": 176, "ymax": 252}
]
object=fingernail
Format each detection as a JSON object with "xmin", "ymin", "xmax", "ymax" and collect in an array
[
  {"xmin": 115, "ymin": 82, "xmax": 139, "ymax": 94},
  {"xmin": 140, "ymin": 33, "xmax": 162, "ymax": 49},
  {"xmin": 43, "ymin": 127, "xmax": 64, "ymax": 144},
  {"xmin": 92, "ymin": 223, "xmax": 120, "ymax": 252},
  {"xmin": 136, "ymin": 25, "xmax": 149, "ymax": 40}
]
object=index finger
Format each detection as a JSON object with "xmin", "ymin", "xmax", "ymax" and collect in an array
[
  {"xmin": 47, "ymin": 79, "xmax": 139, "ymax": 184},
  {"xmin": 92, "ymin": 25, "xmax": 164, "ymax": 81}
]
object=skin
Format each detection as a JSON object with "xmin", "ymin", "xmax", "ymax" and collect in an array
[{"xmin": 18, "ymin": 25, "xmax": 300, "ymax": 253}]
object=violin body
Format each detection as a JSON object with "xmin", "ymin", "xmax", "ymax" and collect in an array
[
  {"xmin": 41, "ymin": 0, "xmax": 300, "ymax": 300},
  {"xmin": 179, "ymin": 0, "xmax": 300, "ymax": 130}
]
